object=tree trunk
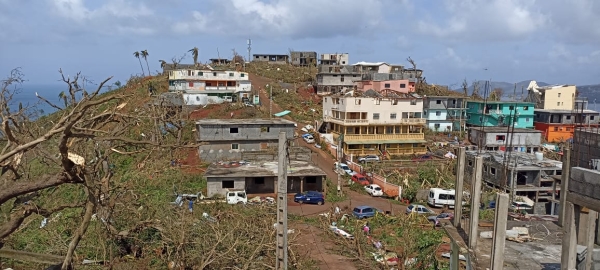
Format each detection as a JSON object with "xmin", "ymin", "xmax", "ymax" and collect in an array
[
  {"xmin": 138, "ymin": 59, "xmax": 145, "ymax": 76},
  {"xmin": 145, "ymin": 59, "xmax": 151, "ymax": 76},
  {"xmin": 61, "ymin": 186, "xmax": 98, "ymax": 269}
]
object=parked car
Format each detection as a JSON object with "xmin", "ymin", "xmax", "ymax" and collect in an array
[
  {"xmin": 509, "ymin": 201, "xmax": 533, "ymax": 212},
  {"xmin": 427, "ymin": 213, "xmax": 454, "ymax": 225},
  {"xmin": 351, "ymin": 173, "xmax": 370, "ymax": 185},
  {"xmin": 358, "ymin": 155, "xmax": 380, "ymax": 163},
  {"xmin": 302, "ymin": 134, "xmax": 315, "ymax": 144},
  {"xmin": 427, "ymin": 188, "xmax": 456, "ymax": 208},
  {"xmin": 352, "ymin": 205, "xmax": 382, "ymax": 219},
  {"xmin": 364, "ymin": 184, "xmax": 384, "ymax": 197},
  {"xmin": 293, "ymin": 191, "xmax": 325, "ymax": 205},
  {"xmin": 412, "ymin": 155, "xmax": 434, "ymax": 162},
  {"xmin": 334, "ymin": 162, "xmax": 354, "ymax": 176},
  {"xmin": 406, "ymin": 204, "xmax": 435, "ymax": 215}
]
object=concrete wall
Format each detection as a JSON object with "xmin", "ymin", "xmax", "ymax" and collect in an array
[
  {"xmin": 540, "ymin": 85, "xmax": 576, "ymax": 110},
  {"xmin": 469, "ymin": 129, "xmax": 541, "ymax": 147},
  {"xmin": 354, "ymin": 79, "xmax": 411, "ymax": 93},
  {"xmin": 199, "ymin": 141, "xmax": 279, "ymax": 162},
  {"xmin": 320, "ymin": 53, "xmax": 349, "ymax": 65},
  {"xmin": 535, "ymin": 111, "xmax": 600, "ymax": 125},
  {"xmin": 290, "ymin": 51, "xmax": 317, "ymax": 66},
  {"xmin": 425, "ymin": 97, "xmax": 466, "ymax": 109},
  {"xmin": 241, "ymin": 146, "xmax": 312, "ymax": 162},
  {"xmin": 427, "ymin": 121, "xmax": 453, "ymax": 132},
  {"xmin": 197, "ymin": 123, "xmax": 295, "ymax": 141},
  {"xmin": 569, "ymin": 167, "xmax": 600, "ymax": 202},
  {"xmin": 572, "ymin": 129, "xmax": 600, "ymax": 168},
  {"xmin": 245, "ymin": 176, "xmax": 276, "ymax": 194},
  {"xmin": 168, "ymin": 69, "xmax": 249, "ymax": 81},
  {"xmin": 323, "ymin": 96, "xmax": 424, "ymax": 123},
  {"xmin": 207, "ymin": 177, "xmax": 246, "ymax": 197},
  {"xmin": 252, "ymin": 55, "xmax": 288, "ymax": 64}
]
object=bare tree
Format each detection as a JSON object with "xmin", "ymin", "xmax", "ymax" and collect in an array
[
  {"xmin": 461, "ymin": 78, "xmax": 469, "ymax": 97},
  {"xmin": 472, "ymin": 80, "xmax": 481, "ymax": 99},
  {"xmin": 489, "ymin": 88, "xmax": 504, "ymax": 101}
]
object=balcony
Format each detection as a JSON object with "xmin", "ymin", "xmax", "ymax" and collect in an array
[
  {"xmin": 205, "ymin": 86, "xmax": 237, "ymax": 91},
  {"xmin": 400, "ymin": 118, "xmax": 426, "ymax": 124},
  {"xmin": 324, "ymin": 116, "xmax": 369, "ymax": 125},
  {"xmin": 324, "ymin": 116, "xmax": 425, "ymax": 125},
  {"xmin": 343, "ymin": 133, "xmax": 425, "ymax": 141}
]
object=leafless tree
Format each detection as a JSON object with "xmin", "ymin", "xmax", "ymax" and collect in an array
[{"xmin": 461, "ymin": 78, "xmax": 469, "ymax": 97}]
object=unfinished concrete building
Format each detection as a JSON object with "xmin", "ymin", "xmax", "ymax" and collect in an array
[
  {"xmin": 252, "ymin": 54, "xmax": 289, "ymax": 64},
  {"xmin": 464, "ymin": 151, "xmax": 562, "ymax": 214},
  {"xmin": 290, "ymin": 51, "xmax": 317, "ymax": 67},
  {"xmin": 315, "ymin": 65, "xmax": 362, "ymax": 95},
  {"xmin": 572, "ymin": 127, "xmax": 600, "ymax": 169},
  {"xmin": 468, "ymin": 127, "xmax": 542, "ymax": 153}
]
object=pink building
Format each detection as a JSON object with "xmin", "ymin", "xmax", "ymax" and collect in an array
[{"xmin": 354, "ymin": 79, "xmax": 414, "ymax": 93}]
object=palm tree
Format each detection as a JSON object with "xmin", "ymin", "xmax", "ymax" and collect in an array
[
  {"xmin": 159, "ymin": 60, "xmax": 167, "ymax": 69},
  {"xmin": 141, "ymin": 50, "xmax": 151, "ymax": 75},
  {"xmin": 133, "ymin": 51, "xmax": 145, "ymax": 76},
  {"xmin": 188, "ymin": 47, "xmax": 199, "ymax": 66}
]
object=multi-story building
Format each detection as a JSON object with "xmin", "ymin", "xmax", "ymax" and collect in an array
[
  {"xmin": 322, "ymin": 90, "xmax": 427, "ymax": 157},
  {"xmin": 468, "ymin": 127, "xmax": 541, "ymax": 153},
  {"xmin": 167, "ymin": 68, "xmax": 252, "ymax": 105},
  {"xmin": 290, "ymin": 51, "xmax": 317, "ymax": 67},
  {"xmin": 252, "ymin": 54, "xmax": 289, "ymax": 64},
  {"xmin": 525, "ymin": 81, "xmax": 577, "ymax": 110},
  {"xmin": 196, "ymin": 119, "xmax": 296, "ymax": 162},
  {"xmin": 465, "ymin": 101, "xmax": 535, "ymax": 129},
  {"xmin": 315, "ymin": 65, "xmax": 362, "ymax": 95},
  {"xmin": 423, "ymin": 96, "xmax": 468, "ymax": 132},
  {"xmin": 572, "ymin": 127, "xmax": 600, "ymax": 169},
  {"xmin": 319, "ymin": 53, "xmax": 349, "ymax": 65},
  {"xmin": 464, "ymin": 150, "xmax": 562, "ymax": 215},
  {"xmin": 533, "ymin": 109, "xmax": 600, "ymax": 142}
]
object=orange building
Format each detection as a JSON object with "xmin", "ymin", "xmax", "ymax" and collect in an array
[{"xmin": 533, "ymin": 109, "xmax": 600, "ymax": 142}]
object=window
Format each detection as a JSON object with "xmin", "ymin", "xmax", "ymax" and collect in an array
[
  {"xmin": 231, "ymin": 144, "xmax": 239, "ymax": 150},
  {"xmin": 436, "ymin": 111, "xmax": 441, "ymax": 116},
  {"xmin": 341, "ymin": 75, "xmax": 345, "ymax": 82},
  {"xmin": 410, "ymin": 99, "xmax": 417, "ymax": 105},
  {"xmin": 496, "ymin": 135, "xmax": 506, "ymax": 141},
  {"xmin": 400, "ymin": 83, "xmax": 406, "ymax": 88},
  {"xmin": 230, "ymin": 127, "xmax": 239, "ymax": 133},
  {"xmin": 592, "ymin": 116, "xmax": 596, "ymax": 120},
  {"xmin": 558, "ymin": 93, "xmax": 561, "ymax": 97},
  {"xmin": 526, "ymin": 118, "xmax": 530, "ymax": 122},
  {"xmin": 566, "ymin": 127, "xmax": 571, "ymax": 131},
  {"xmin": 557, "ymin": 102, "xmax": 560, "ymax": 106},
  {"xmin": 373, "ymin": 113, "xmax": 380, "ymax": 120},
  {"xmin": 198, "ymin": 72, "xmax": 203, "ymax": 76},
  {"xmin": 229, "ymin": 73, "xmax": 234, "ymax": 76},
  {"xmin": 392, "ymin": 100, "xmax": 398, "ymax": 105},
  {"xmin": 566, "ymin": 115, "xmax": 571, "ymax": 120},
  {"xmin": 384, "ymin": 83, "xmax": 391, "ymax": 88},
  {"xmin": 523, "ymin": 106, "xmax": 529, "ymax": 110},
  {"xmin": 196, "ymin": 96, "xmax": 200, "ymax": 101},
  {"xmin": 468, "ymin": 160, "xmax": 473, "ymax": 167},
  {"xmin": 375, "ymin": 99, "xmax": 381, "ymax": 105},
  {"xmin": 509, "ymin": 106, "xmax": 514, "ymax": 110},
  {"xmin": 390, "ymin": 113, "xmax": 397, "ymax": 119},
  {"xmin": 491, "ymin": 168, "xmax": 496, "ymax": 175},
  {"xmin": 241, "ymin": 73, "xmax": 245, "ymax": 77},
  {"xmin": 222, "ymin": 181, "xmax": 234, "ymax": 189},
  {"xmin": 213, "ymin": 72, "xmax": 217, "ymax": 76},
  {"xmin": 254, "ymin": 178, "xmax": 265, "ymax": 185},
  {"xmin": 436, "ymin": 100, "xmax": 441, "ymax": 104},
  {"xmin": 355, "ymin": 99, "xmax": 361, "ymax": 105},
  {"xmin": 261, "ymin": 127, "xmax": 270, "ymax": 132},
  {"xmin": 434, "ymin": 123, "xmax": 440, "ymax": 129}
]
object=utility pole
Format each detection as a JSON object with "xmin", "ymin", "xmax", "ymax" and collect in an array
[
  {"xmin": 247, "ymin": 39, "xmax": 252, "ymax": 71},
  {"xmin": 275, "ymin": 132, "xmax": 288, "ymax": 270},
  {"xmin": 337, "ymin": 135, "xmax": 343, "ymax": 194},
  {"xmin": 268, "ymin": 84, "xmax": 273, "ymax": 119}
]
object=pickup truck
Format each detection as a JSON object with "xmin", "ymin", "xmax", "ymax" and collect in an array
[{"xmin": 172, "ymin": 190, "xmax": 248, "ymax": 205}]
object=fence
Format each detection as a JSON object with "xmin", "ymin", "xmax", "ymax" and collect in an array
[{"xmin": 345, "ymin": 158, "xmax": 403, "ymax": 199}]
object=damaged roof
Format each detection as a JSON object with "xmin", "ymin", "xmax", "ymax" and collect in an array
[
  {"xmin": 466, "ymin": 150, "xmax": 562, "ymax": 170},
  {"xmin": 204, "ymin": 160, "xmax": 327, "ymax": 178}
]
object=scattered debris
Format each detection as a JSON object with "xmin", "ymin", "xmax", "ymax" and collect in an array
[
  {"xmin": 441, "ymin": 252, "xmax": 467, "ymax": 261},
  {"xmin": 40, "ymin": 218, "xmax": 48, "ymax": 228},
  {"xmin": 202, "ymin": 212, "xmax": 217, "ymax": 223},
  {"xmin": 329, "ymin": 225, "xmax": 354, "ymax": 240}
]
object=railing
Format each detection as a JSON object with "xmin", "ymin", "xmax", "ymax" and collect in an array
[
  {"xmin": 324, "ymin": 116, "xmax": 425, "ymax": 125},
  {"xmin": 324, "ymin": 116, "xmax": 369, "ymax": 125},
  {"xmin": 343, "ymin": 133, "xmax": 424, "ymax": 141},
  {"xmin": 399, "ymin": 118, "xmax": 426, "ymax": 124},
  {"xmin": 205, "ymin": 86, "xmax": 237, "ymax": 91}
]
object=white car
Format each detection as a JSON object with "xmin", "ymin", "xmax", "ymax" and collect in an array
[
  {"xmin": 302, "ymin": 134, "xmax": 315, "ymax": 144},
  {"xmin": 358, "ymin": 155, "xmax": 380, "ymax": 163},
  {"xmin": 334, "ymin": 162, "xmax": 354, "ymax": 176},
  {"xmin": 364, "ymin": 184, "xmax": 383, "ymax": 197}
]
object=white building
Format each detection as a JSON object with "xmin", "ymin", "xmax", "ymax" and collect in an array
[
  {"xmin": 168, "ymin": 68, "xmax": 252, "ymax": 105},
  {"xmin": 319, "ymin": 53, "xmax": 350, "ymax": 65},
  {"xmin": 322, "ymin": 89, "xmax": 427, "ymax": 157}
]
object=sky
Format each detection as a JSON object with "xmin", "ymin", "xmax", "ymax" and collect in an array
[{"xmin": 1, "ymin": 0, "xmax": 600, "ymax": 89}]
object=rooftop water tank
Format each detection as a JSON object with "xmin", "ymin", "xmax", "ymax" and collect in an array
[{"xmin": 535, "ymin": 152, "xmax": 543, "ymax": 161}]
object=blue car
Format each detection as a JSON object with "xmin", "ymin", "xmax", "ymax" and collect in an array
[
  {"xmin": 294, "ymin": 191, "xmax": 325, "ymax": 205},
  {"xmin": 352, "ymin": 205, "xmax": 382, "ymax": 219}
]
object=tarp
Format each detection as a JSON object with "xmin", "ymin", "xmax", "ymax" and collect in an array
[{"xmin": 273, "ymin": 110, "xmax": 291, "ymax": 117}]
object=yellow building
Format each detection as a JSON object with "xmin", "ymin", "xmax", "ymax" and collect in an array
[
  {"xmin": 525, "ymin": 81, "xmax": 577, "ymax": 110},
  {"xmin": 322, "ymin": 90, "xmax": 427, "ymax": 157}
]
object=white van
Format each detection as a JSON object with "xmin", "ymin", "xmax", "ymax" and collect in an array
[{"xmin": 427, "ymin": 188, "xmax": 456, "ymax": 208}]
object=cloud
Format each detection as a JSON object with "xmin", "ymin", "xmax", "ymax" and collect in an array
[
  {"xmin": 416, "ymin": 0, "xmax": 547, "ymax": 42},
  {"xmin": 439, "ymin": 48, "xmax": 481, "ymax": 70},
  {"xmin": 540, "ymin": 0, "xmax": 600, "ymax": 44},
  {"xmin": 172, "ymin": 0, "xmax": 385, "ymax": 39}
]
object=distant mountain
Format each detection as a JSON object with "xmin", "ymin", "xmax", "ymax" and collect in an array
[
  {"xmin": 452, "ymin": 80, "xmax": 550, "ymax": 100},
  {"xmin": 576, "ymin": 84, "xmax": 600, "ymax": 102}
]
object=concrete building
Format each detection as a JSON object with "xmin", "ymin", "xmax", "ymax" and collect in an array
[
  {"xmin": 168, "ymin": 68, "xmax": 251, "ymax": 105},
  {"xmin": 315, "ymin": 65, "xmax": 362, "ymax": 95},
  {"xmin": 533, "ymin": 109, "xmax": 600, "ymax": 142},
  {"xmin": 209, "ymin": 59, "xmax": 232, "ymax": 65},
  {"xmin": 322, "ymin": 90, "xmax": 427, "ymax": 157},
  {"xmin": 423, "ymin": 96, "xmax": 468, "ymax": 132},
  {"xmin": 468, "ymin": 127, "xmax": 541, "ymax": 153},
  {"xmin": 572, "ymin": 127, "xmax": 600, "ymax": 169},
  {"xmin": 204, "ymin": 160, "xmax": 326, "ymax": 197},
  {"xmin": 525, "ymin": 80, "xmax": 577, "ymax": 110},
  {"xmin": 319, "ymin": 53, "xmax": 349, "ymax": 65},
  {"xmin": 196, "ymin": 119, "xmax": 296, "ymax": 162},
  {"xmin": 354, "ymin": 79, "xmax": 412, "ymax": 93},
  {"xmin": 466, "ymin": 101, "xmax": 535, "ymax": 129},
  {"xmin": 290, "ymin": 51, "xmax": 317, "ymax": 67},
  {"xmin": 464, "ymin": 151, "xmax": 562, "ymax": 215},
  {"xmin": 252, "ymin": 54, "xmax": 289, "ymax": 64}
]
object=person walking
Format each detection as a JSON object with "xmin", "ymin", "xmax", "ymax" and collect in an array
[{"xmin": 188, "ymin": 199, "xmax": 193, "ymax": 213}]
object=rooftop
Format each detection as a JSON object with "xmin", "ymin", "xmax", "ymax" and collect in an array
[
  {"xmin": 204, "ymin": 160, "xmax": 326, "ymax": 178},
  {"xmin": 353, "ymin": 61, "xmax": 388, "ymax": 66},
  {"xmin": 469, "ymin": 127, "xmax": 541, "ymax": 133},
  {"xmin": 332, "ymin": 89, "xmax": 422, "ymax": 99},
  {"xmin": 196, "ymin": 119, "xmax": 296, "ymax": 126},
  {"xmin": 466, "ymin": 150, "xmax": 562, "ymax": 170},
  {"xmin": 467, "ymin": 100, "xmax": 534, "ymax": 105},
  {"xmin": 534, "ymin": 109, "xmax": 599, "ymax": 114}
]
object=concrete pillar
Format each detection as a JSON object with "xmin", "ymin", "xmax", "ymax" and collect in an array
[
  {"xmin": 450, "ymin": 241, "xmax": 459, "ymax": 270},
  {"xmin": 561, "ymin": 201, "xmax": 580, "ymax": 270},
  {"xmin": 490, "ymin": 193, "xmax": 509, "ymax": 270},
  {"xmin": 559, "ymin": 148, "xmax": 571, "ymax": 226},
  {"xmin": 300, "ymin": 177, "xmax": 304, "ymax": 193},
  {"xmin": 585, "ymin": 210, "xmax": 598, "ymax": 270},
  {"xmin": 469, "ymin": 156, "xmax": 483, "ymax": 249},
  {"xmin": 454, "ymin": 147, "xmax": 466, "ymax": 228}
]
